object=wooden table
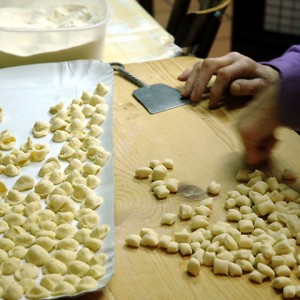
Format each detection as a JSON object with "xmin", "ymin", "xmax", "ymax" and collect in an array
[{"xmin": 77, "ymin": 56, "xmax": 300, "ymax": 300}]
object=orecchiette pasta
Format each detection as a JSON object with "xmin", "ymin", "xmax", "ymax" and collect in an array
[
  {"xmin": 32, "ymin": 121, "xmax": 51, "ymax": 138},
  {"xmin": 13, "ymin": 175, "xmax": 35, "ymax": 191},
  {"xmin": 43, "ymin": 258, "xmax": 67, "ymax": 275},
  {"xmin": 40, "ymin": 274, "xmax": 63, "ymax": 291},
  {"xmin": 67, "ymin": 260, "xmax": 90, "ymax": 277},
  {"xmin": 14, "ymin": 263, "xmax": 40, "ymax": 281},
  {"xmin": 25, "ymin": 245, "xmax": 50, "ymax": 266},
  {"xmin": 0, "ymin": 130, "xmax": 16, "ymax": 150},
  {"xmin": 51, "ymin": 249, "xmax": 77, "ymax": 265}
]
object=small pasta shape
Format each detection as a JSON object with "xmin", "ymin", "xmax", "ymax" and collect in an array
[
  {"xmin": 40, "ymin": 274, "xmax": 63, "ymax": 291},
  {"xmin": 14, "ymin": 263, "xmax": 40, "ymax": 281},
  {"xmin": 43, "ymin": 258, "xmax": 67, "ymax": 275},
  {"xmin": 30, "ymin": 144, "xmax": 49, "ymax": 162},
  {"xmin": 52, "ymin": 249, "xmax": 77, "ymax": 264},
  {"xmin": 13, "ymin": 175, "xmax": 35, "ymax": 191},
  {"xmin": 34, "ymin": 179, "xmax": 54, "ymax": 198},
  {"xmin": 81, "ymin": 194, "xmax": 103, "ymax": 209},
  {"xmin": 0, "ymin": 130, "xmax": 16, "ymax": 150},
  {"xmin": 67, "ymin": 260, "xmax": 90, "ymax": 277},
  {"xmin": 52, "ymin": 130, "xmax": 69, "ymax": 143},
  {"xmin": 25, "ymin": 245, "xmax": 50, "ymax": 266},
  {"xmin": 32, "ymin": 121, "xmax": 51, "ymax": 138}
]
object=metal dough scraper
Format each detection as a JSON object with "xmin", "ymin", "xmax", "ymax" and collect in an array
[{"xmin": 111, "ymin": 62, "xmax": 191, "ymax": 114}]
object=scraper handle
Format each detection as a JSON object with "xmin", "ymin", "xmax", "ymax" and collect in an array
[{"xmin": 110, "ymin": 62, "xmax": 149, "ymax": 88}]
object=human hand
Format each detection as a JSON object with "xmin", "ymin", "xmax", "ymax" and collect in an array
[
  {"xmin": 236, "ymin": 84, "xmax": 280, "ymax": 165},
  {"xmin": 178, "ymin": 52, "xmax": 279, "ymax": 108}
]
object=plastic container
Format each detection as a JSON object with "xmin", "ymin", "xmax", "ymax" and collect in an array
[{"xmin": 0, "ymin": 0, "xmax": 109, "ymax": 68}]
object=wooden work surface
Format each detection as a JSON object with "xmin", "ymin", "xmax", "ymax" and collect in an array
[{"xmin": 80, "ymin": 56, "xmax": 300, "ymax": 300}]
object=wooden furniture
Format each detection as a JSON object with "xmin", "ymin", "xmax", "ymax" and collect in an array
[
  {"xmin": 104, "ymin": 0, "xmax": 182, "ymax": 64},
  {"xmin": 231, "ymin": 0, "xmax": 300, "ymax": 61},
  {"xmin": 75, "ymin": 56, "xmax": 300, "ymax": 299},
  {"xmin": 166, "ymin": 0, "xmax": 231, "ymax": 57}
]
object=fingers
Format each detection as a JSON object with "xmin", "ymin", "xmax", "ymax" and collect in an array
[
  {"xmin": 230, "ymin": 78, "xmax": 270, "ymax": 97},
  {"xmin": 236, "ymin": 85, "xmax": 280, "ymax": 165},
  {"xmin": 180, "ymin": 54, "xmax": 238, "ymax": 100},
  {"xmin": 177, "ymin": 67, "xmax": 193, "ymax": 81},
  {"xmin": 243, "ymin": 135, "xmax": 277, "ymax": 165},
  {"xmin": 208, "ymin": 57, "xmax": 260, "ymax": 107}
]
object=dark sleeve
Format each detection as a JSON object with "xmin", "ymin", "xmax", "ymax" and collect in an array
[{"xmin": 262, "ymin": 45, "xmax": 300, "ymax": 130}]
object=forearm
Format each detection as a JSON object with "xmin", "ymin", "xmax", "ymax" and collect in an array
[{"xmin": 262, "ymin": 45, "xmax": 300, "ymax": 130}]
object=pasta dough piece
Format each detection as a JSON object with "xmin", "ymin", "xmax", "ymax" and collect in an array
[
  {"xmin": 0, "ymin": 130, "xmax": 16, "ymax": 150},
  {"xmin": 3, "ymin": 164, "xmax": 20, "ymax": 177},
  {"xmin": 74, "ymin": 228, "xmax": 91, "ymax": 244},
  {"xmin": 43, "ymin": 258, "xmax": 67, "ymax": 275},
  {"xmin": 3, "ymin": 212, "xmax": 25, "ymax": 226},
  {"xmin": 26, "ymin": 284, "xmax": 50, "ymax": 299},
  {"xmin": 32, "ymin": 121, "xmax": 51, "ymax": 138},
  {"xmin": 1, "ymin": 257, "xmax": 21, "ymax": 275},
  {"xmin": 161, "ymin": 213, "xmax": 177, "ymax": 225},
  {"xmin": 0, "ymin": 181, "xmax": 8, "ymax": 199},
  {"xmin": 126, "ymin": 234, "xmax": 142, "ymax": 248},
  {"xmin": 77, "ymin": 276, "xmax": 98, "ymax": 292},
  {"xmin": 152, "ymin": 165, "xmax": 168, "ymax": 181},
  {"xmin": 14, "ymin": 232, "xmax": 35, "ymax": 248},
  {"xmin": 53, "ymin": 212, "xmax": 74, "ymax": 225},
  {"xmin": 35, "ymin": 236, "xmax": 57, "ymax": 252},
  {"xmin": 67, "ymin": 260, "xmax": 90, "ymax": 277},
  {"xmin": 78, "ymin": 211, "xmax": 99, "ymax": 229},
  {"xmin": 81, "ymin": 194, "xmax": 103, "ymax": 209},
  {"xmin": 95, "ymin": 82, "xmax": 109, "ymax": 96},
  {"xmin": 56, "ymin": 238, "xmax": 79, "ymax": 251},
  {"xmin": 45, "ymin": 169, "xmax": 65, "ymax": 185},
  {"xmin": 72, "ymin": 184, "xmax": 94, "ymax": 202},
  {"xmin": 135, "ymin": 167, "xmax": 152, "ymax": 179},
  {"xmin": 30, "ymin": 144, "xmax": 49, "ymax": 162},
  {"xmin": 52, "ymin": 130, "xmax": 69, "ymax": 143},
  {"xmin": 40, "ymin": 274, "xmax": 63, "ymax": 291},
  {"xmin": 34, "ymin": 179, "xmax": 54, "ymax": 198},
  {"xmin": 13, "ymin": 175, "xmax": 35, "ymax": 191},
  {"xmin": 179, "ymin": 204, "xmax": 193, "ymax": 220},
  {"xmin": 63, "ymin": 274, "xmax": 81, "ymax": 287},
  {"xmin": 2, "ymin": 281, "xmax": 23, "ymax": 300},
  {"xmin": 51, "ymin": 249, "xmax": 76, "ymax": 265},
  {"xmin": 84, "ymin": 237, "xmax": 103, "ymax": 251},
  {"xmin": 50, "ymin": 101, "xmax": 64, "ymax": 114},
  {"xmin": 6, "ymin": 189, "xmax": 25, "ymax": 205},
  {"xmin": 56, "ymin": 224, "xmax": 76, "ymax": 240},
  {"xmin": 207, "ymin": 180, "xmax": 221, "ymax": 195},
  {"xmin": 25, "ymin": 245, "xmax": 50, "ymax": 266},
  {"xmin": 77, "ymin": 247, "xmax": 94, "ymax": 263},
  {"xmin": 18, "ymin": 278, "xmax": 37, "ymax": 294},
  {"xmin": 14, "ymin": 263, "xmax": 40, "ymax": 281},
  {"xmin": 90, "ymin": 224, "xmax": 110, "ymax": 240},
  {"xmin": 90, "ymin": 253, "xmax": 106, "ymax": 266},
  {"xmin": 0, "ymin": 219, "xmax": 8, "ymax": 233},
  {"xmin": 51, "ymin": 281, "xmax": 76, "ymax": 296},
  {"xmin": 153, "ymin": 185, "xmax": 170, "ymax": 199}
]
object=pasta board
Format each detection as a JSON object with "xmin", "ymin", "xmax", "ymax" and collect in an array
[{"xmin": 0, "ymin": 60, "xmax": 115, "ymax": 299}]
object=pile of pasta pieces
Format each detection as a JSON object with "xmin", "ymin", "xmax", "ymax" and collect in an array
[
  {"xmin": 128, "ymin": 162, "xmax": 300, "ymax": 299},
  {"xmin": 0, "ymin": 82, "xmax": 111, "ymax": 299}
]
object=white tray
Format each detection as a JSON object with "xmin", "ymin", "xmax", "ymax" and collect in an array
[{"xmin": 0, "ymin": 60, "xmax": 114, "ymax": 299}]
